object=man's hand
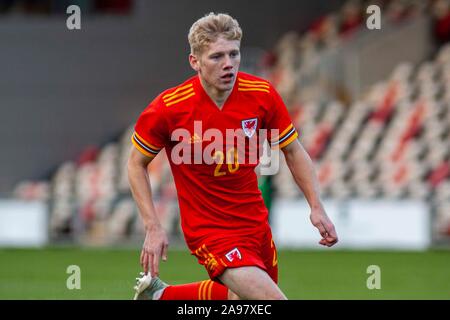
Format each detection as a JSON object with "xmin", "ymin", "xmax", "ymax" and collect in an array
[
  {"xmin": 282, "ymin": 141, "xmax": 338, "ymax": 247},
  {"xmin": 310, "ymin": 206, "xmax": 338, "ymax": 247},
  {"xmin": 140, "ymin": 225, "xmax": 169, "ymax": 277}
]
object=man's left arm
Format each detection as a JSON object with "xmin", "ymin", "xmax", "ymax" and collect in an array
[{"xmin": 282, "ymin": 140, "xmax": 338, "ymax": 247}]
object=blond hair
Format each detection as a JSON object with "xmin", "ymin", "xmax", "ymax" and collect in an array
[{"xmin": 188, "ymin": 13, "xmax": 242, "ymax": 55}]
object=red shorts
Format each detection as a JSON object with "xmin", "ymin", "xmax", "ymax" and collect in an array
[{"xmin": 190, "ymin": 227, "xmax": 278, "ymax": 284}]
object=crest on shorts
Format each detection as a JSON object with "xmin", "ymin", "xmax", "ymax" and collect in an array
[
  {"xmin": 225, "ymin": 248, "xmax": 242, "ymax": 262},
  {"xmin": 241, "ymin": 118, "xmax": 258, "ymax": 138}
]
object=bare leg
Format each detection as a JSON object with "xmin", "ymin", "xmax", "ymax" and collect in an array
[
  {"xmin": 227, "ymin": 290, "xmax": 240, "ymax": 300},
  {"xmin": 219, "ymin": 266, "xmax": 287, "ymax": 300}
]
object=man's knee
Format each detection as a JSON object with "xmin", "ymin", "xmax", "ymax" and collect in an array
[
  {"xmin": 219, "ymin": 266, "xmax": 286, "ymax": 300},
  {"xmin": 264, "ymin": 291, "xmax": 286, "ymax": 300},
  {"xmin": 227, "ymin": 290, "xmax": 241, "ymax": 300},
  {"xmin": 226, "ymin": 289, "xmax": 286, "ymax": 301}
]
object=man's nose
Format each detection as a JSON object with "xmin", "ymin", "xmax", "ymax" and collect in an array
[{"xmin": 223, "ymin": 55, "xmax": 233, "ymax": 69}]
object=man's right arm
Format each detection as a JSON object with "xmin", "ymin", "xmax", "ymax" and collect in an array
[
  {"xmin": 127, "ymin": 147, "xmax": 169, "ymax": 277},
  {"xmin": 127, "ymin": 147, "xmax": 159, "ymax": 229}
]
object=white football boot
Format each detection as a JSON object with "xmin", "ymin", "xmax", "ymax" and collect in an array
[{"xmin": 133, "ymin": 272, "xmax": 168, "ymax": 300}]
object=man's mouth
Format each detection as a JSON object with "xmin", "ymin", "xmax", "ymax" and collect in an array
[{"xmin": 221, "ymin": 73, "xmax": 234, "ymax": 81}]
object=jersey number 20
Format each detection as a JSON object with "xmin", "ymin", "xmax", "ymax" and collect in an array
[{"xmin": 213, "ymin": 148, "xmax": 239, "ymax": 176}]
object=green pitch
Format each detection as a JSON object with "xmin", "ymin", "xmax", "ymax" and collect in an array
[{"xmin": 0, "ymin": 248, "xmax": 449, "ymax": 299}]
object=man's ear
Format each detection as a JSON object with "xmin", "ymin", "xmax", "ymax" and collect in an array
[{"xmin": 189, "ymin": 54, "xmax": 200, "ymax": 72}]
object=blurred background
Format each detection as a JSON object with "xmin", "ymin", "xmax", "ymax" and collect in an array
[{"xmin": 0, "ymin": 0, "xmax": 449, "ymax": 299}]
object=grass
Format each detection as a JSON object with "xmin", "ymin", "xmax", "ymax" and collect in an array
[{"xmin": 0, "ymin": 248, "xmax": 449, "ymax": 299}]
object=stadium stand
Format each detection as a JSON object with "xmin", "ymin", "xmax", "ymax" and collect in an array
[{"xmin": 12, "ymin": 0, "xmax": 450, "ymax": 243}]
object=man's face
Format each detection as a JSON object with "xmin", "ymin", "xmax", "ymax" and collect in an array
[{"xmin": 190, "ymin": 36, "xmax": 241, "ymax": 93}]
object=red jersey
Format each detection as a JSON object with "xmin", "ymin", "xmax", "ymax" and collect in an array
[{"xmin": 132, "ymin": 72, "xmax": 298, "ymax": 250}]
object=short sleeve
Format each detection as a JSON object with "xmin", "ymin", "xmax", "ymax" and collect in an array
[
  {"xmin": 265, "ymin": 86, "xmax": 299, "ymax": 149},
  {"xmin": 131, "ymin": 101, "xmax": 168, "ymax": 158}
]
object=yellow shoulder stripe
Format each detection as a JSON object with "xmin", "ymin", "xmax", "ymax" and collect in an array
[
  {"xmin": 165, "ymin": 92, "xmax": 195, "ymax": 106},
  {"xmin": 163, "ymin": 87, "xmax": 194, "ymax": 103},
  {"xmin": 238, "ymin": 88, "xmax": 270, "ymax": 93},
  {"xmin": 238, "ymin": 82, "xmax": 270, "ymax": 89},
  {"xmin": 162, "ymin": 83, "xmax": 193, "ymax": 99},
  {"xmin": 238, "ymin": 78, "xmax": 269, "ymax": 85}
]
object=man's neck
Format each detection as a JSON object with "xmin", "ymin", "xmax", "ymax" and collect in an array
[{"xmin": 199, "ymin": 77, "xmax": 232, "ymax": 109}]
